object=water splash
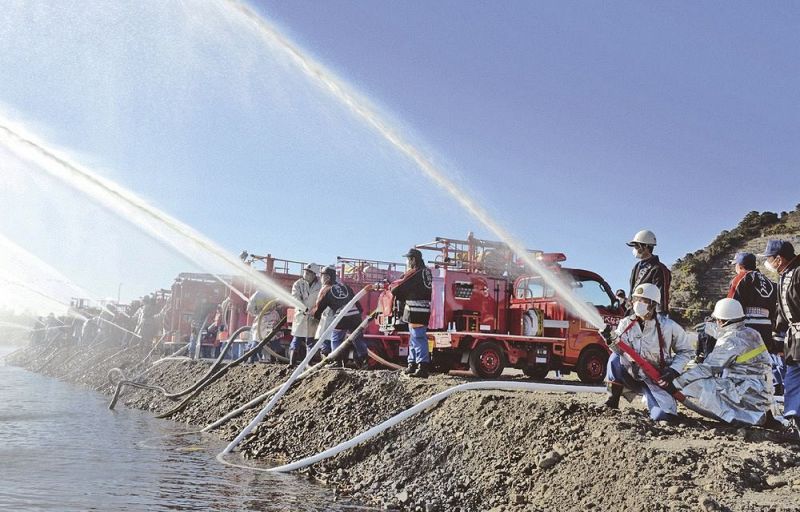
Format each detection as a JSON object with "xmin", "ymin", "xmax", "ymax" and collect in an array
[
  {"xmin": 0, "ymin": 276, "xmax": 88, "ymax": 321},
  {"xmin": 221, "ymin": 1, "xmax": 605, "ymax": 328},
  {"xmin": 0, "ymin": 118, "xmax": 304, "ymax": 312},
  {"xmin": 0, "ymin": 232, "xmax": 117, "ymax": 317}
]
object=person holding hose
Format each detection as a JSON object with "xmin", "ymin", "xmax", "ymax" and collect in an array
[
  {"xmin": 390, "ymin": 248, "xmax": 433, "ymax": 379},
  {"xmin": 672, "ymin": 298, "xmax": 772, "ymax": 425},
  {"xmin": 603, "ymin": 283, "xmax": 693, "ymax": 421},
  {"xmin": 762, "ymin": 240, "xmax": 800, "ymax": 437},
  {"xmin": 312, "ymin": 266, "xmax": 369, "ymax": 367},
  {"xmin": 287, "ymin": 263, "xmax": 322, "ymax": 366}
]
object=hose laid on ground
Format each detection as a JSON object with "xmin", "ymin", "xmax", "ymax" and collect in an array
[
  {"xmin": 203, "ymin": 310, "xmax": 378, "ymax": 432},
  {"xmin": 106, "ymin": 344, "xmax": 191, "ymax": 409},
  {"xmin": 221, "ymin": 286, "xmax": 370, "ymax": 455},
  {"xmin": 216, "ymin": 380, "xmax": 606, "ymax": 473},
  {"xmin": 153, "ymin": 318, "xmax": 287, "ymax": 419},
  {"xmin": 367, "ymin": 348, "xmax": 403, "ymax": 370},
  {"xmin": 162, "ymin": 325, "xmax": 249, "ymax": 399}
]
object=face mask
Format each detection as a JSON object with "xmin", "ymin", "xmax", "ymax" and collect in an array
[
  {"xmin": 632, "ymin": 247, "xmax": 642, "ymax": 259},
  {"xmin": 764, "ymin": 259, "xmax": 779, "ymax": 273},
  {"xmin": 633, "ymin": 301, "xmax": 649, "ymax": 318}
]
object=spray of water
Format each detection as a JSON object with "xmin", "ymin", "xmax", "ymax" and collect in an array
[
  {"xmin": 0, "ymin": 321, "xmax": 33, "ymax": 331},
  {"xmin": 222, "ymin": 1, "xmax": 605, "ymax": 329},
  {"xmin": 0, "ymin": 232, "xmax": 119, "ymax": 318},
  {"xmin": 0, "ymin": 119, "xmax": 304, "ymax": 312},
  {"xmin": 0, "ymin": 276, "xmax": 88, "ymax": 321}
]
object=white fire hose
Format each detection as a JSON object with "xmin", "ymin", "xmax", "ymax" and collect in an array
[
  {"xmin": 221, "ymin": 286, "xmax": 371, "ymax": 455},
  {"xmin": 217, "ymin": 380, "xmax": 606, "ymax": 472}
]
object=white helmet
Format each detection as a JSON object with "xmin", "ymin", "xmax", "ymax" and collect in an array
[
  {"xmin": 627, "ymin": 230, "xmax": 657, "ymax": 247},
  {"xmin": 631, "ymin": 283, "xmax": 661, "ymax": 304},
  {"xmin": 304, "ymin": 263, "xmax": 321, "ymax": 274},
  {"xmin": 711, "ymin": 298, "xmax": 744, "ymax": 321}
]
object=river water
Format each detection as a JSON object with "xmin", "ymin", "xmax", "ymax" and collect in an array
[{"xmin": 0, "ymin": 345, "xmax": 370, "ymax": 511}]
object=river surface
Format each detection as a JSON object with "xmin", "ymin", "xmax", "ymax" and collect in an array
[{"xmin": 0, "ymin": 345, "xmax": 371, "ymax": 511}]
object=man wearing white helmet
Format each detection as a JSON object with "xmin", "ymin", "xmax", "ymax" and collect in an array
[
  {"xmin": 672, "ymin": 298, "xmax": 772, "ymax": 425},
  {"xmin": 604, "ymin": 283, "xmax": 692, "ymax": 420},
  {"xmin": 287, "ymin": 263, "xmax": 323, "ymax": 366},
  {"xmin": 627, "ymin": 229, "xmax": 671, "ymax": 314}
]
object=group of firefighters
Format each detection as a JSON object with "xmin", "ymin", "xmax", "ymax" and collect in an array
[
  {"xmin": 602, "ymin": 230, "xmax": 800, "ymax": 436},
  {"xmin": 30, "ymin": 295, "xmax": 161, "ymax": 348},
  {"xmin": 246, "ymin": 247, "xmax": 434, "ymax": 378}
]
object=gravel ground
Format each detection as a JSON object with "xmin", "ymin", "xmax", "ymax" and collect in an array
[{"xmin": 9, "ymin": 342, "xmax": 800, "ymax": 512}]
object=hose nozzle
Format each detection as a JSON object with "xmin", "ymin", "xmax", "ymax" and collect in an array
[{"xmin": 598, "ymin": 324, "xmax": 617, "ymax": 345}]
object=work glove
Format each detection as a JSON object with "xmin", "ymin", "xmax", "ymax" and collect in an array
[
  {"xmin": 659, "ymin": 380, "xmax": 679, "ymax": 395},
  {"xmin": 659, "ymin": 367, "xmax": 680, "ymax": 383},
  {"xmin": 694, "ymin": 354, "xmax": 705, "ymax": 364},
  {"xmin": 371, "ymin": 281, "xmax": 384, "ymax": 292},
  {"xmin": 598, "ymin": 325, "xmax": 616, "ymax": 345}
]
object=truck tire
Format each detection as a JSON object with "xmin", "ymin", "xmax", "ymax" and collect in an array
[
  {"xmin": 576, "ymin": 346, "xmax": 608, "ymax": 384},
  {"xmin": 523, "ymin": 366, "xmax": 549, "ymax": 380},
  {"xmin": 469, "ymin": 341, "xmax": 506, "ymax": 379}
]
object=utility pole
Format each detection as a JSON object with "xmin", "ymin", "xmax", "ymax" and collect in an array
[{"xmin": 117, "ymin": 283, "xmax": 122, "ymax": 304}]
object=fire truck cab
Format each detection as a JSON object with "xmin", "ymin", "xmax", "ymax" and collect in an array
[{"xmin": 375, "ymin": 235, "xmax": 624, "ymax": 383}]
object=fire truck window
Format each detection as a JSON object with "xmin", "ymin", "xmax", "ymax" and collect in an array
[
  {"xmin": 515, "ymin": 277, "xmax": 552, "ymax": 299},
  {"xmin": 572, "ymin": 279, "xmax": 612, "ymax": 308}
]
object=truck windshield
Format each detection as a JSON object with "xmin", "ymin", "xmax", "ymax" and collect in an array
[{"xmin": 571, "ymin": 278, "xmax": 612, "ymax": 308}]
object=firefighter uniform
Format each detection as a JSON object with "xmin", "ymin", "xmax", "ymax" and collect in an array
[
  {"xmin": 629, "ymin": 255, "xmax": 672, "ymax": 314},
  {"xmin": 312, "ymin": 280, "xmax": 368, "ymax": 363},
  {"xmin": 608, "ymin": 314, "xmax": 693, "ymax": 420},
  {"xmin": 391, "ymin": 266, "xmax": 433, "ymax": 365},
  {"xmin": 675, "ymin": 320, "xmax": 772, "ymax": 425},
  {"xmin": 289, "ymin": 267, "xmax": 322, "ymax": 358},
  {"xmin": 246, "ymin": 290, "xmax": 283, "ymax": 361},
  {"xmin": 775, "ymin": 254, "xmax": 800, "ymax": 420},
  {"xmin": 727, "ymin": 263, "xmax": 777, "ymax": 351}
]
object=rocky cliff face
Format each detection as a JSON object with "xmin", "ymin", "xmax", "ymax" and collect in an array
[{"xmin": 671, "ymin": 206, "xmax": 800, "ymax": 326}]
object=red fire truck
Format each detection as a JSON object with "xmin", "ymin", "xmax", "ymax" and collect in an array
[
  {"xmin": 371, "ymin": 235, "xmax": 624, "ymax": 383},
  {"xmin": 220, "ymin": 253, "xmax": 404, "ymax": 345},
  {"xmin": 163, "ymin": 273, "xmax": 228, "ymax": 345}
]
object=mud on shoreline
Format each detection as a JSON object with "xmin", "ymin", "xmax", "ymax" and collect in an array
[{"xmin": 9, "ymin": 342, "xmax": 800, "ymax": 512}]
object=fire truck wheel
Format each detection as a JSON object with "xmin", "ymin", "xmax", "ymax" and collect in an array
[
  {"xmin": 523, "ymin": 366, "xmax": 549, "ymax": 380},
  {"xmin": 576, "ymin": 347, "xmax": 608, "ymax": 384},
  {"xmin": 469, "ymin": 341, "xmax": 506, "ymax": 379}
]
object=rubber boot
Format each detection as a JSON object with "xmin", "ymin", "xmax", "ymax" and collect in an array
[
  {"xmin": 792, "ymin": 417, "xmax": 800, "ymax": 440},
  {"xmin": 354, "ymin": 356, "xmax": 367, "ymax": 370},
  {"xmin": 604, "ymin": 382, "xmax": 623, "ymax": 409},
  {"xmin": 412, "ymin": 362, "xmax": 430, "ymax": 379},
  {"xmin": 403, "ymin": 362, "xmax": 418, "ymax": 375},
  {"xmin": 287, "ymin": 349, "xmax": 297, "ymax": 367}
]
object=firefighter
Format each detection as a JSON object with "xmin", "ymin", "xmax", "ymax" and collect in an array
[
  {"xmin": 288, "ymin": 263, "xmax": 322, "ymax": 366},
  {"xmin": 762, "ymin": 240, "xmax": 800, "ymax": 436},
  {"xmin": 726, "ymin": 251, "xmax": 782, "ymax": 393},
  {"xmin": 694, "ymin": 316, "xmax": 717, "ymax": 363},
  {"xmin": 627, "ymin": 229, "xmax": 671, "ymax": 314},
  {"xmin": 136, "ymin": 295, "xmax": 159, "ymax": 347},
  {"xmin": 674, "ymin": 298, "xmax": 772, "ymax": 425},
  {"xmin": 604, "ymin": 283, "xmax": 693, "ymax": 420},
  {"xmin": 312, "ymin": 266, "xmax": 368, "ymax": 367},
  {"xmin": 390, "ymin": 248, "xmax": 433, "ymax": 378},
  {"xmin": 246, "ymin": 290, "xmax": 283, "ymax": 363}
]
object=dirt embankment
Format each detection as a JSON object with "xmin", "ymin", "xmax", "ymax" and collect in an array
[{"xmin": 9, "ymin": 343, "xmax": 800, "ymax": 512}]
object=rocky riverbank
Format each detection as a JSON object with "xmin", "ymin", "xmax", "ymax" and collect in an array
[{"xmin": 8, "ymin": 342, "xmax": 800, "ymax": 512}]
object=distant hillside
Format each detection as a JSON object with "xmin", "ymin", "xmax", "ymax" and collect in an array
[{"xmin": 670, "ymin": 205, "xmax": 800, "ymax": 326}]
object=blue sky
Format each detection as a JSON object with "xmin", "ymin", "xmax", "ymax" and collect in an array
[{"xmin": 0, "ymin": 1, "xmax": 798, "ymax": 311}]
